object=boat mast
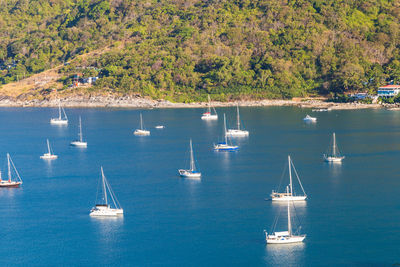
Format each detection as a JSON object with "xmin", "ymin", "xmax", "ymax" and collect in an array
[
  {"xmin": 189, "ymin": 139, "xmax": 195, "ymax": 171},
  {"xmin": 7, "ymin": 153, "xmax": 11, "ymax": 182},
  {"xmin": 47, "ymin": 139, "xmax": 51, "ymax": 154},
  {"xmin": 332, "ymin": 132, "xmax": 336, "ymax": 156},
  {"xmin": 140, "ymin": 113, "xmax": 143, "ymax": 130},
  {"xmin": 287, "ymin": 186, "xmax": 292, "ymax": 236},
  {"xmin": 58, "ymin": 102, "xmax": 62, "ymax": 119},
  {"xmin": 101, "ymin": 167, "xmax": 108, "ymax": 205},
  {"xmin": 236, "ymin": 104, "xmax": 240, "ymax": 130},
  {"xmin": 288, "ymin": 155, "xmax": 293, "ymax": 196},
  {"xmin": 79, "ymin": 116, "xmax": 83, "ymax": 142},
  {"xmin": 207, "ymin": 95, "xmax": 211, "ymax": 113},
  {"xmin": 224, "ymin": 114, "xmax": 228, "ymax": 144}
]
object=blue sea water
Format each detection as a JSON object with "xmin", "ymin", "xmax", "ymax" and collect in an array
[{"xmin": 0, "ymin": 106, "xmax": 399, "ymax": 266}]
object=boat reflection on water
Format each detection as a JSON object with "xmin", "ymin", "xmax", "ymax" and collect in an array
[{"xmin": 265, "ymin": 241, "xmax": 305, "ymax": 266}]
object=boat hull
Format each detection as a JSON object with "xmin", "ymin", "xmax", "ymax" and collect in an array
[
  {"xmin": 214, "ymin": 144, "xmax": 239, "ymax": 151},
  {"xmin": 50, "ymin": 119, "xmax": 68, "ymax": 125},
  {"xmin": 201, "ymin": 114, "xmax": 218, "ymax": 120},
  {"xmin": 0, "ymin": 181, "xmax": 21, "ymax": 188},
  {"xmin": 40, "ymin": 154, "xmax": 58, "ymax": 160},
  {"xmin": 266, "ymin": 235, "xmax": 306, "ymax": 244},
  {"xmin": 90, "ymin": 208, "xmax": 123, "ymax": 217},
  {"xmin": 178, "ymin": 169, "xmax": 201, "ymax": 178},
  {"xmin": 70, "ymin": 141, "xmax": 87, "ymax": 147},
  {"xmin": 324, "ymin": 155, "xmax": 345, "ymax": 162},
  {"xmin": 134, "ymin": 130, "xmax": 150, "ymax": 136},
  {"xmin": 226, "ymin": 129, "xmax": 249, "ymax": 137},
  {"xmin": 271, "ymin": 195, "xmax": 307, "ymax": 201}
]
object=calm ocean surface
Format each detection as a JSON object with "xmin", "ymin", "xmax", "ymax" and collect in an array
[{"xmin": 0, "ymin": 106, "xmax": 399, "ymax": 266}]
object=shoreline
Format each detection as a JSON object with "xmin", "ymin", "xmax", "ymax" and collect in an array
[{"xmin": 0, "ymin": 95, "xmax": 394, "ymax": 110}]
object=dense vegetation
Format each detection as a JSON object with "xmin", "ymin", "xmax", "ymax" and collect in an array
[{"xmin": 2, "ymin": 0, "xmax": 400, "ymax": 101}]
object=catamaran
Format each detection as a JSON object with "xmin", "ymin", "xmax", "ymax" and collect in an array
[
  {"xmin": 0, "ymin": 154, "xmax": 22, "ymax": 188},
  {"xmin": 50, "ymin": 102, "xmax": 68, "ymax": 125},
  {"xmin": 265, "ymin": 186, "xmax": 306, "ymax": 244},
  {"xmin": 134, "ymin": 113, "xmax": 150, "ymax": 136},
  {"xmin": 201, "ymin": 95, "xmax": 218, "ymax": 120},
  {"xmin": 179, "ymin": 139, "xmax": 201, "ymax": 178},
  {"xmin": 323, "ymin": 132, "xmax": 345, "ymax": 162},
  {"xmin": 70, "ymin": 116, "xmax": 87, "ymax": 147},
  {"xmin": 303, "ymin": 114, "xmax": 317, "ymax": 122},
  {"xmin": 226, "ymin": 104, "xmax": 249, "ymax": 137},
  {"xmin": 40, "ymin": 139, "xmax": 58, "ymax": 160},
  {"xmin": 90, "ymin": 167, "xmax": 123, "ymax": 217},
  {"xmin": 214, "ymin": 114, "xmax": 239, "ymax": 151},
  {"xmin": 271, "ymin": 155, "xmax": 307, "ymax": 201}
]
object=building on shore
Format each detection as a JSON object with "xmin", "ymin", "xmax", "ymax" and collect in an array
[{"xmin": 377, "ymin": 85, "xmax": 400, "ymax": 97}]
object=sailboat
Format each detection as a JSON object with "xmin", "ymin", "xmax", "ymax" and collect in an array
[
  {"xmin": 226, "ymin": 104, "xmax": 249, "ymax": 137},
  {"xmin": 303, "ymin": 114, "xmax": 317, "ymax": 122},
  {"xmin": 90, "ymin": 167, "xmax": 123, "ymax": 217},
  {"xmin": 201, "ymin": 95, "xmax": 218, "ymax": 120},
  {"xmin": 323, "ymin": 132, "xmax": 345, "ymax": 162},
  {"xmin": 179, "ymin": 139, "xmax": 201, "ymax": 178},
  {"xmin": 214, "ymin": 114, "xmax": 239, "ymax": 151},
  {"xmin": 271, "ymin": 155, "xmax": 307, "ymax": 201},
  {"xmin": 0, "ymin": 154, "xmax": 22, "ymax": 188},
  {"xmin": 50, "ymin": 102, "xmax": 68, "ymax": 125},
  {"xmin": 265, "ymin": 186, "xmax": 306, "ymax": 244},
  {"xmin": 70, "ymin": 116, "xmax": 87, "ymax": 147},
  {"xmin": 40, "ymin": 139, "xmax": 58, "ymax": 159},
  {"xmin": 134, "ymin": 113, "xmax": 150, "ymax": 136}
]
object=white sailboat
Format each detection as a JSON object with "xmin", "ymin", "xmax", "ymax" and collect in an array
[
  {"xmin": 179, "ymin": 139, "xmax": 201, "ymax": 178},
  {"xmin": 214, "ymin": 114, "xmax": 239, "ymax": 151},
  {"xmin": 271, "ymin": 155, "xmax": 307, "ymax": 201},
  {"xmin": 90, "ymin": 167, "xmax": 123, "ymax": 217},
  {"xmin": 50, "ymin": 102, "xmax": 68, "ymax": 125},
  {"xmin": 134, "ymin": 113, "xmax": 150, "ymax": 136},
  {"xmin": 323, "ymin": 132, "xmax": 345, "ymax": 162},
  {"xmin": 265, "ymin": 186, "xmax": 306, "ymax": 244},
  {"xmin": 303, "ymin": 114, "xmax": 317, "ymax": 122},
  {"xmin": 226, "ymin": 104, "xmax": 249, "ymax": 137},
  {"xmin": 70, "ymin": 116, "xmax": 87, "ymax": 147},
  {"xmin": 201, "ymin": 95, "xmax": 218, "ymax": 120},
  {"xmin": 40, "ymin": 139, "xmax": 58, "ymax": 159},
  {"xmin": 0, "ymin": 154, "xmax": 22, "ymax": 188}
]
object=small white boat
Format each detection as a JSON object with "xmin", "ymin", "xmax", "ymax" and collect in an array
[
  {"xmin": 0, "ymin": 154, "xmax": 22, "ymax": 188},
  {"xmin": 271, "ymin": 155, "xmax": 307, "ymax": 201},
  {"xmin": 40, "ymin": 139, "xmax": 58, "ymax": 160},
  {"xmin": 50, "ymin": 102, "xmax": 68, "ymax": 125},
  {"xmin": 226, "ymin": 104, "xmax": 249, "ymax": 137},
  {"xmin": 134, "ymin": 113, "xmax": 150, "ymax": 136},
  {"xmin": 70, "ymin": 116, "xmax": 87, "ymax": 147},
  {"xmin": 265, "ymin": 187, "xmax": 306, "ymax": 244},
  {"xmin": 155, "ymin": 125, "xmax": 165, "ymax": 129},
  {"xmin": 324, "ymin": 132, "xmax": 345, "ymax": 162},
  {"xmin": 312, "ymin": 108, "xmax": 330, "ymax": 112},
  {"xmin": 179, "ymin": 139, "xmax": 201, "ymax": 178},
  {"xmin": 90, "ymin": 167, "xmax": 123, "ymax": 217},
  {"xmin": 214, "ymin": 114, "xmax": 239, "ymax": 151},
  {"xmin": 201, "ymin": 95, "xmax": 218, "ymax": 120},
  {"xmin": 303, "ymin": 114, "xmax": 317, "ymax": 122}
]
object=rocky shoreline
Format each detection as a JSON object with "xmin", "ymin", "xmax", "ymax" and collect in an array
[{"xmin": 0, "ymin": 95, "xmax": 395, "ymax": 110}]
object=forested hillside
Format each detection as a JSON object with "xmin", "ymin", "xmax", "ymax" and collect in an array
[{"xmin": 1, "ymin": 0, "xmax": 400, "ymax": 101}]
